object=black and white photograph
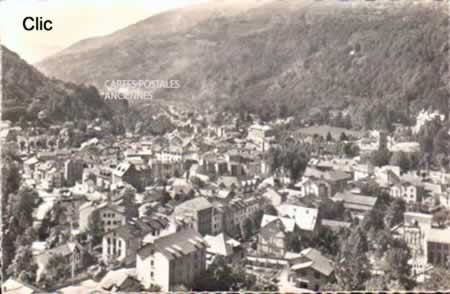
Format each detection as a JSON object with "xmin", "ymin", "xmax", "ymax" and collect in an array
[{"xmin": 0, "ymin": 0, "xmax": 449, "ymax": 292}]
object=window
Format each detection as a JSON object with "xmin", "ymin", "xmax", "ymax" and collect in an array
[
  {"xmin": 151, "ymin": 260, "xmax": 154, "ymax": 266},
  {"xmin": 150, "ymin": 272, "xmax": 154, "ymax": 279}
]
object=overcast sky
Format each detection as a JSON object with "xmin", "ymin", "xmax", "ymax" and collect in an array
[{"xmin": 0, "ymin": 0, "xmax": 208, "ymax": 63}]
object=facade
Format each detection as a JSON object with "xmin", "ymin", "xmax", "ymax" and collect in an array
[
  {"xmin": 427, "ymin": 227, "xmax": 450, "ymax": 268},
  {"xmin": 112, "ymin": 162, "xmax": 151, "ymax": 192},
  {"xmin": 136, "ymin": 229, "xmax": 208, "ymax": 291},
  {"xmin": 64, "ymin": 158, "xmax": 84, "ymax": 186},
  {"xmin": 204, "ymin": 233, "xmax": 245, "ymax": 266},
  {"xmin": 79, "ymin": 202, "xmax": 127, "ymax": 233},
  {"xmin": 257, "ymin": 219, "xmax": 287, "ymax": 258},
  {"xmin": 289, "ymin": 248, "xmax": 334, "ymax": 291},
  {"xmin": 173, "ymin": 197, "xmax": 213, "ymax": 236},
  {"xmin": 390, "ymin": 182, "xmax": 425, "ymax": 203}
]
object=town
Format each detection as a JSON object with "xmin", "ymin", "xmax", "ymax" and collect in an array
[{"xmin": 1, "ymin": 104, "xmax": 449, "ymax": 292}]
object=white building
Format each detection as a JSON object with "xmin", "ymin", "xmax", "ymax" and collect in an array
[{"xmin": 136, "ymin": 229, "xmax": 208, "ymax": 291}]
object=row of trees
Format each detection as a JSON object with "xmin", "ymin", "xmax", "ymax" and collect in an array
[
  {"xmin": 324, "ymin": 184, "xmax": 413, "ymax": 290},
  {"xmin": 267, "ymin": 142, "xmax": 309, "ymax": 183}
]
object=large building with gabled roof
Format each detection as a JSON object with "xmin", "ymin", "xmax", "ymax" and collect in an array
[{"xmin": 136, "ymin": 229, "xmax": 208, "ymax": 291}]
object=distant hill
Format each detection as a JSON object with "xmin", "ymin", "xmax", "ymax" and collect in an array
[
  {"xmin": 37, "ymin": 0, "xmax": 449, "ymax": 125},
  {"xmin": 1, "ymin": 46, "xmax": 114, "ymax": 122}
]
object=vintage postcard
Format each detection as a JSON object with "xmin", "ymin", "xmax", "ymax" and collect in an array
[{"xmin": 0, "ymin": 0, "xmax": 449, "ymax": 292}]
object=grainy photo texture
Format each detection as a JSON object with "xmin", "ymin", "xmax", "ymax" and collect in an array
[{"xmin": 0, "ymin": 0, "xmax": 449, "ymax": 292}]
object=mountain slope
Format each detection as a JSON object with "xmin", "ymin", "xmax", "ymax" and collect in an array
[
  {"xmin": 37, "ymin": 0, "xmax": 449, "ymax": 124},
  {"xmin": 2, "ymin": 46, "xmax": 114, "ymax": 122}
]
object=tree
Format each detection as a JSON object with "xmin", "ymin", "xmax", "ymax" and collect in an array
[
  {"xmin": 335, "ymin": 253, "xmax": 371, "ymax": 290},
  {"xmin": 365, "ymin": 276, "xmax": 388, "ymax": 290},
  {"xmin": 385, "ymin": 198, "xmax": 406, "ymax": 228},
  {"xmin": 192, "ymin": 256, "xmax": 257, "ymax": 291},
  {"xmin": 87, "ymin": 209, "xmax": 104, "ymax": 246},
  {"xmin": 268, "ymin": 143, "xmax": 309, "ymax": 182},
  {"xmin": 286, "ymin": 232, "xmax": 302, "ymax": 253},
  {"xmin": 420, "ymin": 267, "xmax": 450, "ymax": 290},
  {"xmin": 42, "ymin": 254, "xmax": 71, "ymax": 286},
  {"xmin": 390, "ymin": 151, "xmax": 411, "ymax": 172},
  {"xmin": 369, "ymin": 149, "xmax": 392, "ymax": 167},
  {"xmin": 342, "ymin": 142, "xmax": 359, "ymax": 158},
  {"xmin": 432, "ymin": 209, "xmax": 449, "ymax": 227},
  {"xmin": 383, "ymin": 246, "xmax": 415, "ymax": 289},
  {"xmin": 7, "ymin": 246, "xmax": 38, "ymax": 283},
  {"xmin": 335, "ymin": 227, "xmax": 371, "ymax": 290},
  {"xmin": 339, "ymin": 132, "xmax": 348, "ymax": 141},
  {"xmin": 326, "ymin": 131, "xmax": 333, "ymax": 142}
]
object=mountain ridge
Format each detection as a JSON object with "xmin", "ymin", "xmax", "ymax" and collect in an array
[
  {"xmin": 2, "ymin": 45, "xmax": 115, "ymax": 123},
  {"xmin": 36, "ymin": 0, "xmax": 449, "ymax": 126}
]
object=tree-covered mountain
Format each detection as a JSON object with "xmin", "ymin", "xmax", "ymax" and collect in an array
[
  {"xmin": 37, "ymin": 0, "xmax": 449, "ymax": 126},
  {"xmin": 1, "ymin": 46, "xmax": 115, "ymax": 122}
]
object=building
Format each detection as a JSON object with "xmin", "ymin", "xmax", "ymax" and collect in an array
[
  {"xmin": 112, "ymin": 162, "xmax": 151, "ymax": 192},
  {"xmin": 35, "ymin": 242, "xmax": 85, "ymax": 280},
  {"xmin": 204, "ymin": 233, "xmax": 245, "ymax": 266},
  {"xmin": 427, "ymin": 227, "xmax": 450, "ymax": 268},
  {"xmin": 276, "ymin": 204, "xmax": 318, "ymax": 233},
  {"xmin": 64, "ymin": 158, "xmax": 85, "ymax": 186},
  {"xmin": 289, "ymin": 248, "xmax": 334, "ymax": 291},
  {"xmin": 79, "ymin": 202, "xmax": 127, "ymax": 233},
  {"xmin": 257, "ymin": 219, "xmax": 288, "ymax": 258},
  {"xmin": 390, "ymin": 180, "xmax": 425, "ymax": 203},
  {"xmin": 136, "ymin": 229, "xmax": 208, "ymax": 291},
  {"xmin": 333, "ymin": 191, "xmax": 378, "ymax": 219},
  {"xmin": 248, "ymin": 124, "xmax": 273, "ymax": 144},
  {"xmin": 173, "ymin": 197, "xmax": 213, "ymax": 236},
  {"xmin": 247, "ymin": 124, "xmax": 273, "ymax": 151},
  {"xmin": 2, "ymin": 278, "xmax": 41, "ymax": 294},
  {"xmin": 222, "ymin": 196, "xmax": 262, "ymax": 237},
  {"xmin": 102, "ymin": 218, "xmax": 161, "ymax": 266}
]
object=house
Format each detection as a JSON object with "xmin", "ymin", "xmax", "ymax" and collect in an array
[
  {"xmin": 247, "ymin": 124, "xmax": 273, "ymax": 151},
  {"xmin": 260, "ymin": 214, "xmax": 297, "ymax": 233},
  {"xmin": 98, "ymin": 268, "xmax": 142, "ymax": 292},
  {"xmin": 222, "ymin": 196, "xmax": 262, "ymax": 237},
  {"xmin": 289, "ymin": 248, "xmax": 334, "ymax": 291},
  {"xmin": 263, "ymin": 188, "xmax": 285, "ymax": 207},
  {"xmin": 374, "ymin": 165, "xmax": 401, "ymax": 188},
  {"xmin": 204, "ymin": 233, "xmax": 245, "ymax": 266},
  {"xmin": 136, "ymin": 229, "xmax": 208, "ymax": 291},
  {"xmin": 276, "ymin": 204, "xmax": 318, "ymax": 233},
  {"xmin": 300, "ymin": 167, "xmax": 351, "ymax": 197},
  {"xmin": 296, "ymin": 177, "xmax": 331, "ymax": 198},
  {"xmin": 169, "ymin": 178, "xmax": 193, "ymax": 197},
  {"xmin": 389, "ymin": 179, "xmax": 425, "ymax": 203},
  {"xmin": 211, "ymin": 202, "xmax": 224, "ymax": 235},
  {"xmin": 257, "ymin": 219, "xmax": 288, "ymax": 258},
  {"xmin": 79, "ymin": 202, "xmax": 127, "ymax": 233},
  {"xmin": 102, "ymin": 219, "xmax": 152, "ymax": 265},
  {"xmin": 112, "ymin": 162, "xmax": 151, "ymax": 192},
  {"xmin": 64, "ymin": 158, "xmax": 85, "ymax": 187},
  {"xmin": 24, "ymin": 156, "xmax": 39, "ymax": 178},
  {"xmin": 173, "ymin": 197, "xmax": 214, "ymax": 236},
  {"xmin": 426, "ymin": 227, "xmax": 450, "ymax": 268},
  {"xmin": 2, "ymin": 278, "xmax": 41, "ymax": 294},
  {"xmin": 333, "ymin": 191, "xmax": 378, "ymax": 219},
  {"xmin": 150, "ymin": 160, "xmax": 184, "ymax": 180},
  {"xmin": 35, "ymin": 242, "xmax": 86, "ymax": 280}
]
